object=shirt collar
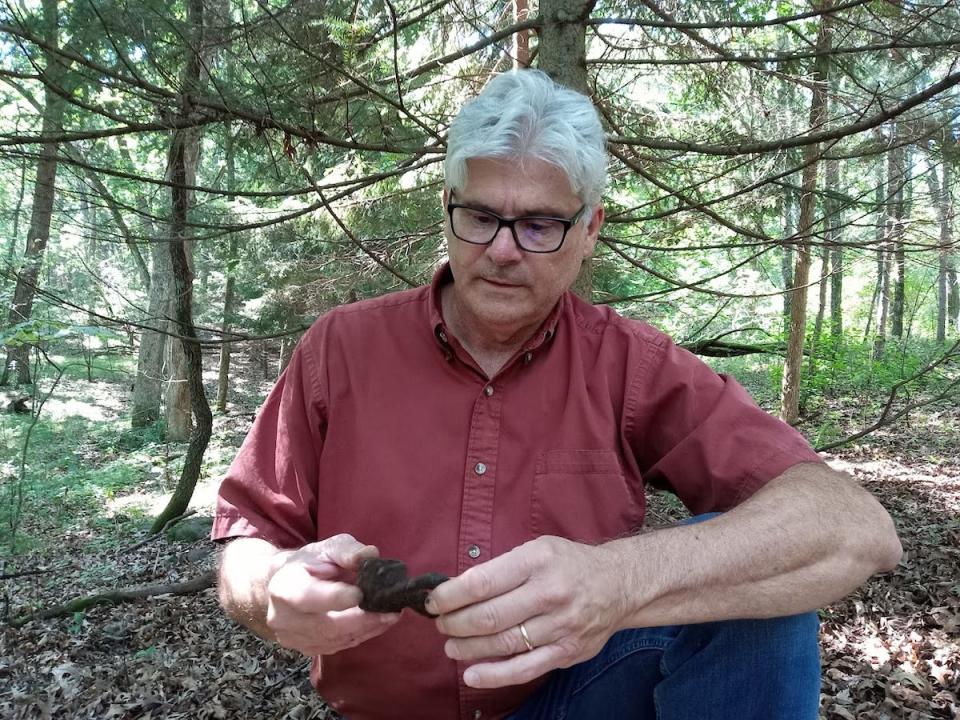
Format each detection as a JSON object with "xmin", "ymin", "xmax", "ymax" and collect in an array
[{"xmin": 428, "ymin": 262, "xmax": 562, "ymax": 360}]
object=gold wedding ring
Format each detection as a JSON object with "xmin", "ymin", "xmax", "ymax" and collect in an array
[{"xmin": 518, "ymin": 622, "xmax": 535, "ymax": 652}]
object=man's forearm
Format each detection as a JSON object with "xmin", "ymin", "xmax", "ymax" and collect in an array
[
  {"xmin": 607, "ymin": 462, "xmax": 903, "ymax": 629},
  {"xmin": 217, "ymin": 537, "xmax": 293, "ymax": 641}
]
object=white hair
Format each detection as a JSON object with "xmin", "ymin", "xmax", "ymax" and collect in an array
[{"xmin": 444, "ymin": 70, "xmax": 607, "ymax": 208}]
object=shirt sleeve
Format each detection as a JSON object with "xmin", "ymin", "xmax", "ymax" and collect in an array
[
  {"xmin": 210, "ymin": 329, "xmax": 326, "ymax": 548},
  {"xmin": 624, "ymin": 335, "xmax": 823, "ymax": 515}
]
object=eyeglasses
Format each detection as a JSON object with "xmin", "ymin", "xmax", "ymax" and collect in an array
[{"xmin": 446, "ymin": 200, "xmax": 586, "ymax": 254}]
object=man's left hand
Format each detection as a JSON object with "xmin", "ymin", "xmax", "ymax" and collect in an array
[{"xmin": 425, "ymin": 536, "xmax": 627, "ymax": 689}]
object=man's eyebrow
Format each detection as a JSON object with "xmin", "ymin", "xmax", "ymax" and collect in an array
[{"xmin": 453, "ymin": 194, "xmax": 570, "ymax": 218}]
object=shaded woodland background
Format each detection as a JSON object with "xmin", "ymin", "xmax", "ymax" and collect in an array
[{"xmin": 0, "ymin": 0, "xmax": 958, "ymax": 718}]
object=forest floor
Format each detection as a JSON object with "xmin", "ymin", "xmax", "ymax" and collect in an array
[{"xmin": 0, "ymin": 356, "xmax": 958, "ymax": 720}]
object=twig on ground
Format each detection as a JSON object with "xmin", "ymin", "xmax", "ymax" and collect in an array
[
  {"xmin": 8, "ymin": 570, "xmax": 216, "ymax": 628},
  {"xmin": 120, "ymin": 509, "xmax": 198, "ymax": 553}
]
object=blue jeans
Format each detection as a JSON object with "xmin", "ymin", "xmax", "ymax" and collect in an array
[
  {"xmin": 507, "ymin": 515, "xmax": 821, "ymax": 719},
  {"xmin": 506, "ymin": 613, "xmax": 821, "ymax": 720}
]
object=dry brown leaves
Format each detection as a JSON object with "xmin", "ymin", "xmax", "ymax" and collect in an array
[{"xmin": 1, "ymin": 431, "xmax": 957, "ymax": 718}]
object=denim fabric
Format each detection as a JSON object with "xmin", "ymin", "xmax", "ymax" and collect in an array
[
  {"xmin": 506, "ymin": 514, "xmax": 821, "ymax": 719},
  {"xmin": 505, "ymin": 613, "xmax": 821, "ymax": 720}
]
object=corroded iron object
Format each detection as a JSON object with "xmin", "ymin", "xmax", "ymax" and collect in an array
[{"xmin": 357, "ymin": 558, "xmax": 448, "ymax": 617}]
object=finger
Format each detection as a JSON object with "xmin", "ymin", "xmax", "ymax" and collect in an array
[
  {"xmin": 445, "ymin": 616, "xmax": 549, "ymax": 662},
  {"xmin": 435, "ymin": 584, "xmax": 530, "ymax": 639},
  {"xmin": 319, "ymin": 608, "xmax": 402, "ymax": 651},
  {"xmin": 426, "ymin": 551, "xmax": 530, "ymax": 616},
  {"xmin": 275, "ymin": 607, "xmax": 400, "ymax": 655},
  {"xmin": 461, "ymin": 644, "xmax": 563, "ymax": 689},
  {"xmin": 322, "ymin": 534, "xmax": 380, "ymax": 570},
  {"xmin": 272, "ymin": 567, "xmax": 364, "ymax": 612}
]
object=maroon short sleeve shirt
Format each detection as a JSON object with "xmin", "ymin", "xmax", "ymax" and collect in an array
[{"xmin": 213, "ymin": 265, "xmax": 822, "ymax": 720}]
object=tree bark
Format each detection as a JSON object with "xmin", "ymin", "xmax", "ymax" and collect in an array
[
  {"xmin": 781, "ymin": 183, "xmax": 796, "ymax": 337},
  {"xmin": 927, "ymin": 159, "xmax": 954, "ymax": 342},
  {"xmin": 151, "ymin": 0, "xmax": 215, "ymax": 532},
  {"xmin": 2, "ymin": 0, "xmax": 64, "ymax": 386},
  {"xmin": 537, "ymin": 0, "xmax": 595, "ymax": 300},
  {"xmin": 2, "ymin": 157, "xmax": 29, "ymax": 295},
  {"xmin": 826, "ymin": 156, "xmax": 843, "ymax": 340},
  {"xmin": 216, "ymin": 126, "xmax": 238, "ymax": 413},
  {"xmin": 162, "ymin": 0, "xmax": 226, "ymax": 441},
  {"xmin": 810, "ymin": 244, "xmax": 830, "ymax": 368},
  {"xmin": 780, "ymin": 4, "xmax": 832, "ymax": 425},
  {"xmin": 890, "ymin": 141, "xmax": 908, "ymax": 339},
  {"xmin": 131, "ymin": 239, "xmax": 172, "ymax": 427},
  {"xmin": 873, "ymin": 138, "xmax": 900, "ymax": 358},
  {"xmin": 513, "ymin": 0, "xmax": 531, "ymax": 68}
]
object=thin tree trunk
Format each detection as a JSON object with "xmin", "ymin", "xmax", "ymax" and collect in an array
[
  {"xmin": 2, "ymin": 0, "xmax": 64, "ymax": 386},
  {"xmin": 537, "ymin": 0, "xmax": 594, "ymax": 300},
  {"xmin": 781, "ymin": 184, "xmax": 796, "ymax": 337},
  {"xmin": 781, "ymin": 5, "xmax": 832, "ymax": 425},
  {"xmin": 810, "ymin": 244, "xmax": 830, "ymax": 371},
  {"xmin": 826, "ymin": 156, "xmax": 843, "ymax": 340},
  {"xmin": 928, "ymin": 160, "xmax": 954, "ymax": 342},
  {"xmin": 873, "ymin": 141, "xmax": 900, "ymax": 359},
  {"xmin": 2, "ymin": 157, "xmax": 29, "ymax": 289},
  {"xmin": 132, "ymin": 239, "xmax": 172, "ymax": 427},
  {"xmin": 151, "ymin": 0, "xmax": 214, "ymax": 532},
  {"xmin": 513, "ymin": 0, "xmax": 530, "ymax": 67},
  {"xmin": 216, "ymin": 126, "xmax": 238, "ymax": 413},
  {"xmin": 890, "ymin": 142, "xmax": 909, "ymax": 339},
  {"xmin": 863, "ymin": 175, "xmax": 885, "ymax": 342}
]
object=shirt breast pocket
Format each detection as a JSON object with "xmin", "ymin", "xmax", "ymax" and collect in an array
[{"xmin": 530, "ymin": 449, "xmax": 643, "ymax": 545}]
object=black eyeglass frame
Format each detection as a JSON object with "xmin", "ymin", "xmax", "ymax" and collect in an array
[{"xmin": 446, "ymin": 200, "xmax": 587, "ymax": 254}]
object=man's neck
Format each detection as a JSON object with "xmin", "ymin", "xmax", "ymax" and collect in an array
[{"xmin": 440, "ymin": 284, "xmax": 542, "ymax": 377}]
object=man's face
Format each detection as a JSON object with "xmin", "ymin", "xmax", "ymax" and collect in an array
[{"xmin": 444, "ymin": 157, "xmax": 603, "ymax": 343}]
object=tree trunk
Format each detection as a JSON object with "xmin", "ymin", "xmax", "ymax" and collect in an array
[
  {"xmin": 216, "ymin": 126, "xmax": 238, "ymax": 413},
  {"xmin": 781, "ymin": 184, "xmax": 796, "ymax": 337},
  {"xmin": 863, "ymin": 173, "xmax": 884, "ymax": 341},
  {"xmin": 809, "ymin": 244, "xmax": 830, "ymax": 371},
  {"xmin": 132, "ymin": 239, "xmax": 172, "ymax": 427},
  {"xmin": 215, "ymin": 232, "xmax": 238, "ymax": 414},
  {"xmin": 2, "ymin": 0, "xmax": 64, "ymax": 386},
  {"xmin": 513, "ymin": 0, "xmax": 531, "ymax": 68},
  {"xmin": 780, "ymin": 6, "xmax": 832, "ymax": 425},
  {"xmin": 873, "ymin": 139, "xmax": 900, "ymax": 358},
  {"xmin": 162, "ymin": 0, "xmax": 226, "ymax": 441},
  {"xmin": 151, "ymin": 0, "xmax": 215, "ymax": 532},
  {"xmin": 151, "ymin": 131, "xmax": 213, "ymax": 532},
  {"xmin": 537, "ymin": 0, "xmax": 595, "ymax": 300},
  {"xmin": 2, "ymin": 157, "xmax": 29, "ymax": 295},
  {"xmin": 826, "ymin": 156, "xmax": 843, "ymax": 340},
  {"xmin": 890, "ymin": 142, "xmax": 909, "ymax": 339},
  {"xmin": 928, "ymin": 159, "xmax": 954, "ymax": 342}
]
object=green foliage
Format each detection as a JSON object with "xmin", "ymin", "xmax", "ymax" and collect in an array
[{"xmin": 0, "ymin": 397, "xmax": 169, "ymax": 551}]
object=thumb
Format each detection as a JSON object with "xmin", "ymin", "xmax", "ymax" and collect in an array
[{"xmin": 322, "ymin": 534, "xmax": 380, "ymax": 571}]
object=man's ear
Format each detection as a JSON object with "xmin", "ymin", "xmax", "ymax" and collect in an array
[
  {"xmin": 583, "ymin": 204, "xmax": 604, "ymax": 258},
  {"xmin": 442, "ymin": 186, "xmax": 449, "ymax": 206}
]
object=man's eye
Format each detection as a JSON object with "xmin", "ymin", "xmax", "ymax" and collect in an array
[{"xmin": 468, "ymin": 211, "xmax": 495, "ymax": 225}]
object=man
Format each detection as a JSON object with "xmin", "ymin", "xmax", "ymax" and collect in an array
[{"xmin": 213, "ymin": 70, "xmax": 902, "ymax": 720}]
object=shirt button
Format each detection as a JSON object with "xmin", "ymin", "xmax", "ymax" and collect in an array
[
  {"xmin": 467, "ymin": 545, "xmax": 481, "ymax": 559},
  {"xmin": 484, "ymin": 385, "xmax": 494, "ymax": 397},
  {"xmin": 473, "ymin": 711, "xmax": 482, "ymax": 719},
  {"xmin": 438, "ymin": 330, "xmax": 448, "ymax": 343},
  {"xmin": 474, "ymin": 462, "xmax": 487, "ymax": 475},
  {"xmin": 523, "ymin": 352, "xmax": 533, "ymax": 363}
]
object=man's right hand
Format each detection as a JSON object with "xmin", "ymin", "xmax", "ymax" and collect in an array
[{"xmin": 218, "ymin": 533, "xmax": 401, "ymax": 656}]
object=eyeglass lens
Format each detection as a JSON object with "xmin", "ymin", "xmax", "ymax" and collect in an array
[{"xmin": 451, "ymin": 207, "xmax": 566, "ymax": 251}]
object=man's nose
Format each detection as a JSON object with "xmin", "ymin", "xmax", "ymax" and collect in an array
[{"xmin": 486, "ymin": 224, "xmax": 523, "ymax": 263}]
